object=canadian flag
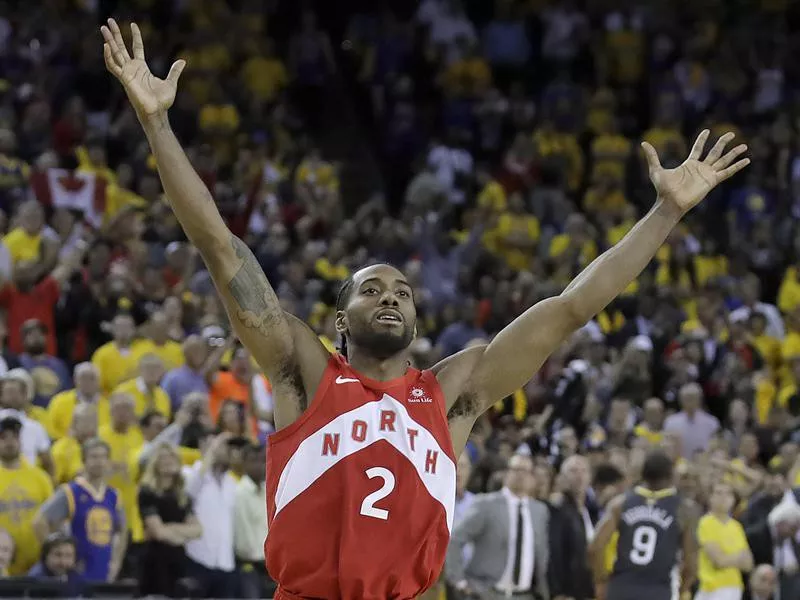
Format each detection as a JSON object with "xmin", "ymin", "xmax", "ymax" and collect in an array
[{"xmin": 30, "ymin": 168, "xmax": 107, "ymax": 228}]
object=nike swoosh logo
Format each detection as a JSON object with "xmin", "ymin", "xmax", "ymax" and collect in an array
[{"xmin": 335, "ymin": 376, "xmax": 360, "ymax": 384}]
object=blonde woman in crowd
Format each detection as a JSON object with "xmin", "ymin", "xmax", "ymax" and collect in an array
[
  {"xmin": 696, "ymin": 481, "xmax": 753, "ymax": 600},
  {"xmin": 137, "ymin": 442, "xmax": 202, "ymax": 597}
]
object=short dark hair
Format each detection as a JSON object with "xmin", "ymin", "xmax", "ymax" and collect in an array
[
  {"xmin": 140, "ymin": 410, "xmax": 166, "ymax": 429},
  {"xmin": 335, "ymin": 276, "xmax": 356, "ymax": 357},
  {"xmin": 641, "ymin": 449, "xmax": 674, "ymax": 487},
  {"xmin": 593, "ymin": 463, "xmax": 624, "ymax": 489}
]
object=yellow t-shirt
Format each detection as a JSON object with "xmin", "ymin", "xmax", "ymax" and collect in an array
[
  {"xmin": 99, "ymin": 424, "xmax": 144, "ymax": 542},
  {"xmin": 778, "ymin": 266, "xmax": 800, "ymax": 314},
  {"xmin": 132, "ymin": 339, "xmax": 184, "ymax": 372},
  {"xmin": 3, "ymin": 228, "xmax": 41, "ymax": 263},
  {"xmin": 240, "ymin": 56, "xmax": 288, "ymax": 102},
  {"xmin": 583, "ymin": 188, "xmax": 627, "ymax": 216},
  {"xmin": 315, "ymin": 258, "xmax": 350, "ymax": 282},
  {"xmin": 753, "ymin": 334, "xmax": 782, "ymax": 374},
  {"xmin": 112, "ymin": 378, "xmax": 172, "ymax": 419},
  {"xmin": 47, "ymin": 390, "xmax": 110, "ymax": 440},
  {"xmin": 0, "ymin": 460, "xmax": 54, "ymax": 574},
  {"xmin": 549, "ymin": 234, "xmax": 598, "ymax": 266},
  {"xmin": 91, "ymin": 342, "xmax": 144, "ymax": 395},
  {"xmin": 491, "ymin": 212, "xmax": 540, "ymax": 271},
  {"xmin": 697, "ymin": 513, "xmax": 747, "ymax": 591},
  {"xmin": 633, "ymin": 424, "xmax": 664, "ymax": 446},
  {"xmin": 51, "ymin": 436, "xmax": 85, "ymax": 485},
  {"xmin": 198, "ymin": 103, "xmax": 241, "ymax": 133},
  {"xmin": 694, "ymin": 254, "xmax": 729, "ymax": 286},
  {"xmin": 477, "ymin": 180, "xmax": 507, "ymax": 212}
]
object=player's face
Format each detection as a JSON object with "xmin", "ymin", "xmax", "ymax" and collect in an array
[
  {"xmin": 83, "ymin": 446, "xmax": 109, "ymax": 479},
  {"xmin": 339, "ymin": 265, "xmax": 416, "ymax": 360}
]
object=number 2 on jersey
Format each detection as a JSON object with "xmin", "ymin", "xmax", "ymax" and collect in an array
[
  {"xmin": 359, "ymin": 467, "xmax": 395, "ymax": 520},
  {"xmin": 630, "ymin": 525, "xmax": 657, "ymax": 565}
]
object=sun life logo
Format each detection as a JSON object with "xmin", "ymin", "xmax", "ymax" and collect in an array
[{"xmin": 408, "ymin": 387, "xmax": 432, "ymax": 403}]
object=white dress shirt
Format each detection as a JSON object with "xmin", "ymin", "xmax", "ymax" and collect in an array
[
  {"xmin": 182, "ymin": 461, "xmax": 237, "ymax": 571},
  {"xmin": 497, "ymin": 487, "xmax": 535, "ymax": 593}
]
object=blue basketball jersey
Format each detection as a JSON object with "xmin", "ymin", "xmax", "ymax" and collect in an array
[{"xmin": 65, "ymin": 478, "xmax": 120, "ymax": 582}]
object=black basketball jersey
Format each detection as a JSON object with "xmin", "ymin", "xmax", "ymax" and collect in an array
[{"xmin": 609, "ymin": 486, "xmax": 682, "ymax": 591}]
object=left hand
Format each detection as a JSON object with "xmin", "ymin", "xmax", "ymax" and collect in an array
[{"xmin": 642, "ymin": 129, "xmax": 750, "ymax": 216}]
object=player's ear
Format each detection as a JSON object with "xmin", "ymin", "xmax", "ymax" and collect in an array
[
  {"xmin": 334, "ymin": 310, "xmax": 347, "ymax": 335},
  {"xmin": 413, "ymin": 324, "xmax": 417, "ymax": 339}
]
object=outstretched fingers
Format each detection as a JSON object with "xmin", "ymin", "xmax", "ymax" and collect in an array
[
  {"xmin": 713, "ymin": 144, "xmax": 748, "ymax": 171},
  {"xmin": 131, "ymin": 23, "xmax": 145, "ymax": 61},
  {"xmin": 102, "ymin": 43, "xmax": 122, "ymax": 77},
  {"xmin": 703, "ymin": 132, "xmax": 736, "ymax": 165},
  {"xmin": 107, "ymin": 19, "xmax": 130, "ymax": 61},
  {"xmin": 688, "ymin": 129, "xmax": 710, "ymax": 161},
  {"xmin": 716, "ymin": 158, "xmax": 751, "ymax": 183}
]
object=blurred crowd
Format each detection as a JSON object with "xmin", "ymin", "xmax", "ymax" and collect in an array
[{"xmin": 1, "ymin": 0, "xmax": 800, "ymax": 598}]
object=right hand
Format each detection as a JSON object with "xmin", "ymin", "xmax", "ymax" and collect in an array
[{"xmin": 100, "ymin": 18, "xmax": 186, "ymax": 119}]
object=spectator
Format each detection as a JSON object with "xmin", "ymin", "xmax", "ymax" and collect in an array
[
  {"xmin": 33, "ymin": 438, "xmax": 127, "ymax": 582},
  {"xmin": 182, "ymin": 432, "xmax": 238, "ymax": 597},
  {"xmin": 233, "ymin": 443, "xmax": 270, "ymax": 599},
  {"xmin": 549, "ymin": 455, "xmax": 597, "ymax": 600},
  {"xmin": 99, "ymin": 392, "xmax": 143, "ymax": 549},
  {"xmin": 137, "ymin": 311, "xmax": 184, "ymax": 371},
  {"xmin": 138, "ymin": 443, "xmax": 202, "ymax": 597},
  {"xmin": 113, "ymin": 353, "xmax": 171, "ymax": 419},
  {"xmin": 0, "ymin": 369, "xmax": 52, "ymax": 474},
  {"xmin": 26, "ymin": 532, "xmax": 84, "ymax": 596},
  {"xmin": 696, "ymin": 480, "xmax": 753, "ymax": 600},
  {"xmin": 0, "ymin": 415, "xmax": 53, "ymax": 575},
  {"xmin": 91, "ymin": 313, "xmax": 141, "ymax": 395},
  {"xmin": 17, "ymin": 318, "xmax": 71, "ymax": 406},
  {"xmin": 158, "ymin": 334, "xmax": 210, "ymax": 413},
  {"xmin": 48, "ymin": 362, "xmax": 108, "ymax": 441},
  {"xmin": 50, "ymin": 403, "xmax": 98, "ymax": 485},
  {"xmin": 747, "ymin": 499, "xmax": 800, "ymax": 598},
  {"xmin": 446, "ymin": 453, "xmax": 549, "ymax": 599},
  {"xmin": 746, "ymin": 564, "xmax": 777, "ymax": 600},
  {"xmin": 664, "ymin": 382, "xmax": 720, "ymax": 459}
]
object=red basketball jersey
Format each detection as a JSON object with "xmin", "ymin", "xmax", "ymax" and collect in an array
[{"xmin": 265, "ymin": 353, "xmax": 456, "ymax": 600}]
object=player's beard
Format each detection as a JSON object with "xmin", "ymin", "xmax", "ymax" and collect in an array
[{"xmin": 351, "ymin": 323, "xmax": 414, "ymax": 361}]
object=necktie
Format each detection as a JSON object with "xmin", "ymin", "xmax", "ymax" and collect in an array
[{"xmin": 512, "ymin": 501, "xmax": 524, "ymax": 587}]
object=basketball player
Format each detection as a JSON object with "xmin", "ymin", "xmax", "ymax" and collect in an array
[
  {"xmin": 100, "ymin": 19, "xmax": 748, "ymax": 600},
  {"xmin": 590, "ymin": 450, "xmax": 699, "ymax": 600}
]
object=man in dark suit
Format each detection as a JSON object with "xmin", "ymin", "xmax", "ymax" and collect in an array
[
  {"xmin": 744, "ymin": 564, "xmax": 777, "ymax": 600},
  {"xmin": 548, "ymin": 454, "xmax": 598, "ymax": 600},
  {"xmin": 746, "ymin": 498, "xmax": 800, "ymax": 599}
]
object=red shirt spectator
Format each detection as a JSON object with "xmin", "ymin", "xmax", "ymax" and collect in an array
[{"xmin": 0, "ymin": 276, "xmax": 60, "ymax": 355}]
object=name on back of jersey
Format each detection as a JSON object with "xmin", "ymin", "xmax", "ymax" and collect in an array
[{"xmin": 621, "ymin": 505, "xmax": 674, "ymax": 529}]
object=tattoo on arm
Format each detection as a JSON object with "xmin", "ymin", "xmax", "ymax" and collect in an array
[{"xmin": 227, "ymin": 236, "xmax": 283, "ymax": 337}]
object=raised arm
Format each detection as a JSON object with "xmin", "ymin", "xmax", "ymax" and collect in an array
[
  {"xmin": 439, "ymin": 130, "xmax": 749, "ymax": 445},
  {"xmin": 100, "ymin": 19, "xmax": 328, "ymax": 428}
]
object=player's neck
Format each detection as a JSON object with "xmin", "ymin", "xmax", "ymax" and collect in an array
[{"xmin": 347, "ymin": 348, "xmax": 410, "ymax": 382}]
